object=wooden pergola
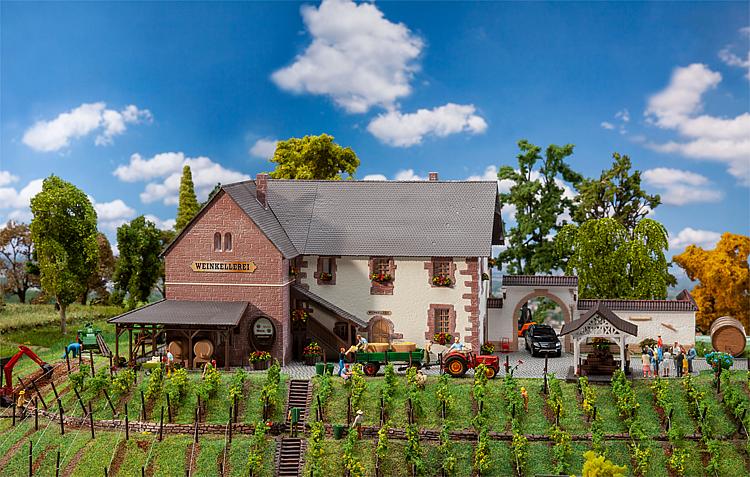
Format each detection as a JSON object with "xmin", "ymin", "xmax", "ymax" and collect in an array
[
  {"xmin": 108, "ymin": 299, "xmax": 249, "ymax": 371},
  {"xmin": 560, "ymin": 302, "xmax": 638, "ymax": 374}
]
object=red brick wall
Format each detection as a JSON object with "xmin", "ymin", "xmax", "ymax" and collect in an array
[{"xmin": 164, "ymin": 190, "xmax": 292, "ymax": 364}]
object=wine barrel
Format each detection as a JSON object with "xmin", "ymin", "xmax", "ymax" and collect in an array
[
  {"xmin": 710, "ymin": 316, "xmax": 746, "ymax": 357},
  {"xmin": 194, "ymin": 339, "xmax": 214, "ymax": 359},
  {"xmin": 167, "ymin": 341, "xmax": 185, "ymax": 359}
]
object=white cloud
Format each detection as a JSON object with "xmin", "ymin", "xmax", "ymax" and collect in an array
[
  {"xmin": 249, "ymin": 138, "xmax": 279, "ymax": 159},
  {"xmin": 393, "ymin": 169, "xmax": 426, "ymax": 181},
  {"xmin": 367, "ymin": 103, "xmax": 487, "ymax": 147},
  {"xmin": 642, "ymin": 167, "xmax": 723, "ymax": 205},
  {"xmin": 644, "ymin": 63, "xmax": 750, "ymax": 185},
  {"xmin": 0, "ymin": 171, "xmax": 19, "ymax": 187},
  {"xmin": 669, "ymin": 227, "xmax": 721, "ymax": 251},
  {"xmin": 0, "ymin": 178, "xmax": 44, "ymax": 223},
  {"xmin": 144, "ymin": 214, "xmax": 176, "ymax": 230},
  {"xmin": 615, "ymin": 109, "xmax": 630, "ymax": 123},
  {"xmin": 271, "ymin": 0, "xmax": 423, "ymax": 113},
  {"xmin": 22, "ymin": 102, "xmax": 151, "ymax": 152},
  {"xmin": 113, "ymin": 152, "xmax": 249, "ymax": 205},
  {"xmin": 718, "ymin": 27, "xmax": 750, "ymax": 80},
  {"xmin": 362, "ymin": 174, "xmax": 388, "ymax": 181},
  {"xmin": 93, "ymin": 199, "xmax": 136, "ymax": 221},
  {"xmin": 600, "ymin": 121, "xmax": 615, "ymax": 130}
]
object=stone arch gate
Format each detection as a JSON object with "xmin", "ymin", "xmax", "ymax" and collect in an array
[{"xmin": 486, "ymin": 275, "xmax": 578, "ymax": 352}]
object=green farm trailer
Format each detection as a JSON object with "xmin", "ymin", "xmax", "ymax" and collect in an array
[
  {"xmin": 354, "ymin": 349, "xmax": 427, "ymax": 376},
  {"xmin": 76, "ymin": 322, "xmax": 112, "ymax": 357}
]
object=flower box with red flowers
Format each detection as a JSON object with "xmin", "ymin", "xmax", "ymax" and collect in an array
[
  {"xmin": 303, "ymin": 342, "xmax": 323, "ymax": 365},
  {"xmin": 369, "ymin": 272, "xmax": 393, "ymax": 284},
  {"xmin": 480, "ymin": 342, "xmax": 495, "ymax": 355},
  {"xmin": 433, "ymin": 332, "xmax": 453, "ymax": 346},
  {"xmin": 291, "ymin": 309, "xmax": 308, "ymax": 323},
  {"xmin": 432, "ymin": 274, "xmax": 452, "ymax": 287},
  {"xmin": 249, "ymin": 351, "xmax": 271, "ymax": 369},
  {"xmin": 319, "ymin": 272, "xmax": 333, "ymax": 282}
]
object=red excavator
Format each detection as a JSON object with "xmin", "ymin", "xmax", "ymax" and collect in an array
[{"xmin": 0, "ymin": 346, "xmax": 53, "ymax": 407}]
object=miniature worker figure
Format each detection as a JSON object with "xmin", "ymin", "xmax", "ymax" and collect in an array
[
  {"xmin": 447, "ymin": 337, "xmax": 465, "ymax": 353},
  {"xmin": 340, "ymin": 364, "xmax": 352, "ymax": 381},
  {"xmin": 686, "ymin": 346, "xmax": 697, "ymax": 374},
  {"xmin": 63, "ymin": 341, "xmax": 82, "ymax": 359},
  {"xmin": 166, "ymin": 350, "xmax": 175, "ymax": 377},
  {"xmin": 414, "ymin": 370, "xmax": 427, "ymax": 390},
  {"xmin": 641, "ymin": 351, "xmax": 652, "ymax": 378},
  {"xmin": 657, "ymin": 335, "xmax": 663, "ymax": 348},
  {"xmin": 356, "ymin": 335, "xmax": 368, "ymax": 351},
  {"xmin": 351, "ymin": 409, "xmax": 364, "ymax": 439},
  {"xmin": 520, "ymin": 387, "xmax": 529, "ymax": 412},
  {"xmin": 16, "ymin": 389, "xmax": 26, "ymax": 408},
  {"xmin": 338, "ymin": 347, "xmax": 347, "ymax": 375}
]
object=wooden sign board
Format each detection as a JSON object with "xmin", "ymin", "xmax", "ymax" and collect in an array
[
  {"xmin": 191, "ymin": 261, "xmax": 257, "ymax": 273},
  {"xmin": 367, "ymin": 310, "xmax": 391, "ymax": 316}
]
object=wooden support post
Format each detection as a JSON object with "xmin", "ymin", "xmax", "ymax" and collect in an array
[
  {"xmin": 109, "ymin": 355, "xmax": 114, "ymax": 377},
  {"xmin": 124, "ymin": 404, "xmax": 129, "ymax": 441},
  {"xmin": 593, "ymin": 406, "xmax": 597, "ymax": 421},
  {"xmin": 380, "ymin": 397, "xmax": 384, "ymax": 425},
  {"xmin": 50, "ymin": 381, "xmax": 59, "ymax": 401},
  {"xmin": 317, "ymin": 396, "xmax": 322, "ymax": 422},
  {"xmin": 667, "ymin": 408, "xmax": 674, "ymax": 431},
  {"xmin": 55, "ymin": 449, "xmax": 61, "ymax": 477},
  {"xmin": 128, "ymin": 328, "xmax": 133, "ymax": 365},
  {"xmin": 65, "ymin": 350, "xmax": 71, "ymax": 373},
  {"xmin": 442, "ymin": 401, "xmax": 446, "ymax": 420},
  {"xmin": 408, "ymin": 398, "xmax": 413, "ymax": 425},
  {"xmin": 141, "ymin": 467, "xmax": 145, "ymax": 477},
  {"xmin": 103, "ymin": 389, "xmax": 117, "ymax": 417},
  {"xmin": 511, "ymin": 403, "xmax": 515, "ymax": 419},
  {"xmin": 34, "ymin": 398, "xmax": 38, "ymax": 431},
  {"xmin": 167, "ymin": 393, "xmax": 173, "ymax": 423},
  {"xmin": 30, "ymin": 379, "xmax": 47, "ymax": 410},
  {"xmin": 78, "ymin": 347, "xmax": 82, "ymax": 367},
  {"xmin": 88, "ymin": 402, "xmax": 95, "ymax": 439},
  {"xmin": 347, "ymin": 396, "xmax": 351, "ymax": 426},
  {"xmin": 233, "ymin": 396, "xmax": 238, "ymax": 424},
  {"xmin": 28, "ymin": 440, "xmax": 32, "ymax": 477},
  {"xmin": 556, "ymin": 404, "xmax": 560, "ymax": 426},
  {"xmin": 12, "ymin": 401, "xmax": 16, "ymax": 426},
  {"xmin": 739, "ymin": 409, "xmax": 747, "ymax": 435},
  {"xmin": 90, "ymin": 350, "xmax": 95, "ymax": 377},
  {"xmin": 58, "ymin": 400, "xmax": 65, "ymax": 435},
  {"xmin": 73, "ymin": 386, "xmax": 86, "ymax": 415},
  {"xmin": 159, "ymin": 406, "xmax": 164, "ymax": 442},
  {"xmin": 197, "ymin": 395, "xmax": 201, "ymax": 422},
  {"xmin": 228, "ymin": 406, "xmax": 233, "ymax": 443},
  {"xmin": 140, "ymin": 391, "xmax": 146, "ymax": 421},
  {"xmin": 193, "ymin": 408, "xmax": 199, "ymax": 443},
  {"xmin": 104, "ymin": 467, "xmax": 108, "ymax": 477}
]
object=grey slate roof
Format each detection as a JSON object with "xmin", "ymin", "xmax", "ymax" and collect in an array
[
  {"xmin": 560, "ymin": 302, "xmax": 638, "ymax": 336},
  {"xmin": 577, "ymin": 299, "xmax": 698, "ymax": 312},
  {"xmin": 108, "ymin": 300, "xmax": 248, "ymax": 326},
  {"xmin": 291, "ymin": 284, "xmax": 368, "ymax": 328},
  {"xmin": 223, "ymin": 179, "xmax": 501, "ymax": 257},
  {"xmin": 502, "ymin": 275, "xmax": 579, "ymax": 287}
]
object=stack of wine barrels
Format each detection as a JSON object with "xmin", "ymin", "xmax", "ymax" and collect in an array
[
  {"xmin": 193, "ymin": 340, "xmax": 214, "ymax": 367},
  {"xmin": 710, "ymin": 316, "xmax": 746, "ymax": 357}
]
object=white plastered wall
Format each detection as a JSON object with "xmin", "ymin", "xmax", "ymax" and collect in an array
[{"xmin": 300, "ymin": 256, "xmax": 476, "ymax": 347}]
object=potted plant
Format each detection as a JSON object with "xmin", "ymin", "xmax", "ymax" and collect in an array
[
  {"xmin": 319, "ymin": 272, "xmax": 333, "ymax": 282},
  {"xmin": 303, "ymin": 342, "xmax": 322, "ymax": 366},
  {"xmin": 432, "ymin": 332, "xmax": 453, "ymax": 346},
  {"xmin": 480, "ymin": 342, "xmax": 495, "ymax": 355},
  {"xmin": 481, "ymin": 272, "xmax": 490, "ymax": 281},
  {"xmin": 291, "ymin": 309, "xmax": 308, "ymax": 323},
  {"xmin": 369, "ymin": 272, "xmax": 393, "ymax": 284},
  {"xmin": 289, "ymin": 266, "xmax": 299, "ymax": 278},
  {"xmin": 432, "ymin": 275, "xmax": 452, "ymax": 287},
  {"xmin": 249, "ymin": 351, "xmax": 272, "ymax": 370}
]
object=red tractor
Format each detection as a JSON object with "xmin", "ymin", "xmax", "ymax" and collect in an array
[
  {"xmin": 0, "ymin": 346, "xmax": 53, "ymax": 407},
  {"xmin": 442, "ymin": 351, "xmax": 500, "ymax": 378}
]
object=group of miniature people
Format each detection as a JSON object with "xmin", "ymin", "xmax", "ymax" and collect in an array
[{"xmin": 640, "ymin": 335, "xmax": 697, "ymax": 378}]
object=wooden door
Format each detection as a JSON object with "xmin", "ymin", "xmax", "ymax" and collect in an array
[{"xmin": 370, "ymin": 318, "xmax": 391, "ymax": 344}]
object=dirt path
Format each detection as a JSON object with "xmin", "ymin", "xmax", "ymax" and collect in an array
[
  {"xmin": 31, "ymin": 444, "xmax": 55, "ymax": 474},
  {"xmin": 62, "ymin": 440, "xmax": 93, "ymax": 477},
  {"xmin": 185, "ymin": 442, "xmax": 200, "ymax": 476},
  {"xmin": 107, "ymin": 439, "xmax": 127, "ymax": 476},
  {"xmin": 0, "ymin": 429, "xmax": 35, "ymax": 468},
  {"xmin": 217, "ymin": 444, "xmax": 230, "ymax": 476}
]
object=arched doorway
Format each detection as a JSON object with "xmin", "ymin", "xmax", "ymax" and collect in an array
[
  {"xmin": 512, "ymin": 291, "xmax": 572, "ymax": 352},
  {"xmin": 368, "ymin": 316, "xmax": 394, "ymax": 344}
]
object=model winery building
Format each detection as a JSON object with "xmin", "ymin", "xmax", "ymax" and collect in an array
[{"xmin": 110, "ymin": 173, "xmax": 504, "ymax": 367}]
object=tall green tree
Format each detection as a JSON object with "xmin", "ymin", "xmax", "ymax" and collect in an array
[
  {"xmin": 113, "ymin": 216, "xmax": 163, "ymax": 308},
  {"xmin": 30, "ymin": 176, "xmax": 99, "ymax": 333},
  {"xmin": 269, "ymin": 134, "xmax": 359, "ymax": 180},
  {"xmin": 175, "ymin": 165, "xmax": 200, "ymax": 232},
  {"xmin": 155, "ymin": 228, "xmax": 176, "ymax": 298},
  {"xmin": 80, "ymin": 233, "xmax": 116, "ymax": 304},
  {"xmin": 556, "ymin": 217, "xmax": 675, "ymax": 299},
  {"xmin": 573, "ymin": 153, "xmax": 660, "ymax": 233},
  {"xmin": 496, "ymin": 140, "xmax": 583, "ymax": 274},
  {"xmin": 0, "ymin": 221, "xmax": 38, "ymax": 303}
]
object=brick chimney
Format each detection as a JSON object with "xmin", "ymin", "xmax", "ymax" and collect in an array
[
  {"xmin": 256, "ymin": 173, "xmax": 268, "ymax": 208},
  {"xmin": 428, "ymin": 172, "xmax": 439, "ymax": 181}
]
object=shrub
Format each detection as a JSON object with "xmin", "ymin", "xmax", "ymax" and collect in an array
[
  {"xmin": 144, "ymin": 367, "xmax": 164, "ymax": 401},
  {"xmin": 87, "ymin": 367, "xmax": 112, "ymax": 395},
  {"xmin": 549, "ymin": 425, "xmax": 572, "ymax": 475},
  {"xmin": 69, "ymin": 371, "xmax": 87, "ymax": 391},
  {"xmin": 511, "ymin": 428, "xmax": 528, "ymax": 476},
  {"xmin": 246, "ymin": 421, "xmax": 268, "ymax": 475},
  {"xmin": 346, "ymin": 363, "xmax": 367, "ymax": 410},
  {"xmin": 165, "ymin": 368, "xmax": 191, "ymax": 403},
  {"xmin": 343, "ymin": 427, "xmax": 366, "ymax": 477},
  {"xmin": 436, "ymin": 373, "xmax": 454, "ymax": 415},
  {"xmin": 111, "ymin": 368, "xmax": 136, "ymax": 395},
  {"xmin": 306, "ymin": 421, "xmax": 325, "ymax": 475},
  {"xmin": 438, "ymin": 425, "xmax": 457, "ymax": 476},
  {"xmin": 227, "ymin": 369, "xmax": 247, "ymax": 404},
  {"xmin": 405, "ymin": 424, "xmax": 424, "ymax": 475},
  {"xmin": 546, "ymin": 373, "xmax": 563, "ymax": 420},
  {"xmin": 581, "ymin": 451, "xmax": 627, "ymax": 477},
  {"xmin": 196, "ymin": 363, "xmax": 221, "ymax": 400}
]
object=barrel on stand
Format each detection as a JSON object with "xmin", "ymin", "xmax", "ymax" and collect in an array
[{"xmin": 710, "ymin": 316, "xmax": 746, "ymax": 357}]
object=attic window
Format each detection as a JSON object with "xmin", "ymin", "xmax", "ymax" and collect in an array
[{"xmin": 213, "ymin": 232, "xmax": 222, "ymax": 251}]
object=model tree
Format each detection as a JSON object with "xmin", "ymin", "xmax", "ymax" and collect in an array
[
  {"xmin": 30, "ymin": 176, "xmax": 99, "ymax": 333},
  {"xmin": 269, "ymin": 134, "xmax": 359, "ymax": 180},
  {"xmin": 113, "ymin": 216, "xmax": 163, "ymax": 309},
  {"xmin": 155, "ymin": 228, "xmax": 176, "ymax": 298},
  {"xmin": 80, "ymin": 233, "xmax": 116, "ymax": 304},
  {"xmin": 673, "ymin": 232, "xmax": 750, "ymax": 330},
  {"xmin": 496, "ymin": 140, "xmax": 582, "ymax": 274},
  {"xmin": 573, "ymin": 153, "xmax": 660, "ymax": 233},
  {"xmin": 175, "ymin": 165, "xmax": 200, "ymax": 232},
  {"xmin": 556, "ymin": 217, "xmax": 674, "ymax": 299},
  {"xmin": 0, "ymin": 221, "xmax": 38, "ymax": 303}
]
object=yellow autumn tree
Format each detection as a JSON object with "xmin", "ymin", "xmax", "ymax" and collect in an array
[{"xmin": 673, "ymin": 232, "xmax": 750, "ymax": 331}]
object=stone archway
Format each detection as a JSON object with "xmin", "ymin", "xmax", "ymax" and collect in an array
[
  {"xmin": 368, "ymin": 315, "xmax": 395, "ymax": 344},
  {"xmin": 511, "ymin": 290, "xmax": 572, "ymax": 352}
]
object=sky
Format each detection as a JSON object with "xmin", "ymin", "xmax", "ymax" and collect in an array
[{"xmin": 1, "ymin": 1, "xmax": 748, "ymax": 267}]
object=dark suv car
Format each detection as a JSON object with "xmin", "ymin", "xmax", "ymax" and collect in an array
[{"xmin": 524, "ymin": 324, "xmax": 562, "ymax": 357}]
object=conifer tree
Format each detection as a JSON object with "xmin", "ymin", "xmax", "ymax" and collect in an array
[{"xmin": 175, "ymin": 165, "xmax": 200, "ymax": 232}]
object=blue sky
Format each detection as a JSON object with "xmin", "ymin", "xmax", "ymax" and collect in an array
[{"xmin": 1, "ymin": 1, "xmax": 748, "ymax": 261}]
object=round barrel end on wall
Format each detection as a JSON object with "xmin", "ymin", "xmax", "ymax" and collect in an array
[{"xmin": 710, "ymin": 316, "xmax": 747, "ymax": 357}]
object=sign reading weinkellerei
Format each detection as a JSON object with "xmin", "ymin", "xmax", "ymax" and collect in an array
[{"xmin": 191, "ymin": 260, "xmax": 257, "ymax": 273}]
